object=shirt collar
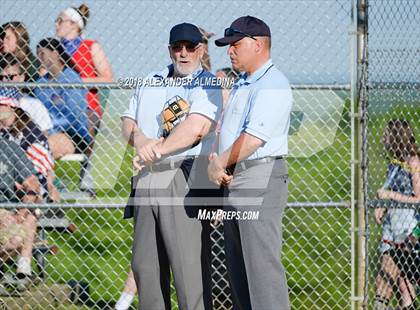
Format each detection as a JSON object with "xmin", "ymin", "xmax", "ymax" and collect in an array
[
  {"xmin": 154, "ymin": 64, "xmax": 204, "ymax": 80},
  {"xmin": 240, "ymin": 59, "xmax": 274, "ymax": 85}
]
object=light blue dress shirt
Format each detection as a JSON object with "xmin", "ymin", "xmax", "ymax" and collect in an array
[
  {"xmin": 219, "ymin": 59, "xmax": 292, "ymax": 160},
  {"xmin": 122, "ymin": 65, "xmax": 222, "ymax": 159}
]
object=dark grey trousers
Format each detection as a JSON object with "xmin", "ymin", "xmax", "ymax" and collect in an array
[
  {"xmin": 223, "ymin": 159, "xmax": 291, "ymax": 310},
  {"xmin": 130, "ymin": 163, "xmax": 212, "ymax": 310}
]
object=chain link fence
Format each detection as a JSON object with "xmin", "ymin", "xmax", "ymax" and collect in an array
[
  {"xmin": 0, "ymin": 0, "xmax": 359, "ymax": 309},
  {"xmin": 365, "ymin": 0, "xmax": 420, "ymax": 309}
]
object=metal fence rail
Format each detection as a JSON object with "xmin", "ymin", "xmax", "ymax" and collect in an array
[
  {"xmin": 7, "ymin": 0, "xmax": 418, "ymax": 309},
  {"xmin": 1, "ymin": 205, "xmax": 352, "ymax": 309}
]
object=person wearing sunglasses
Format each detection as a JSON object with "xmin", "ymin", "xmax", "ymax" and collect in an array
[
  {"xmin": 0, "ymin": 92, "xmax": 59, "ymax": 203},
  {"xmin": 0, "ymin": 53, "xmax": 53, "ymax": 136},
  {"xmin": 121, "ymin": 23, "xmax": 222, "ymax": 310},
  {"xmin": 209, "ymin": 16, "xmax": 293, "ymax": 310}
]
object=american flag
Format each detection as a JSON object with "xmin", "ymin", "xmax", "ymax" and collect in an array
[
  {"xmin": 0, "ymin": 87, "xmax": 22, "ymax": 101},
  {"xmin": 19, "ymin": 122, "xmax": 54, "ymax": 175},
  {"xmin": 1, "ymin": 121, "xmax": 54, "ymax": 176}
]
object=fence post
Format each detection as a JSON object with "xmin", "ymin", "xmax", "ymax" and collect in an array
[
  {"xmin": 350, "ymin": 0, "xmax": 358, "ymax": 309},
  {"xmin": 354, "ymin": 0, "xmax": 369, "ymax": 309}
]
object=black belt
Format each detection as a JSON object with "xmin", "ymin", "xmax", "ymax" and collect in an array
[
  {"xmin": 145, "ymin": 157, "xmax": 195, "ymax": 172},
  {"xmin": 226, "ymin": 156, "xmax": 283, "ymax": 175}
]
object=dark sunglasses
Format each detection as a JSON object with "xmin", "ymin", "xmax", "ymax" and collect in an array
[
  {"xmin": 0, "ymin": 74, "xmax": 20, "ymax": 81},
  {"xmin": 224, "ymin": 27, "xmax": 256, "ymax": 41},
  {"xmin": 170, "ymin": 42, "xmax": 200, "ymax": 53}
]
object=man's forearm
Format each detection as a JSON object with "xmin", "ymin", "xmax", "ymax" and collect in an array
[
  {"xmin": 21, "ymin": 175, "xmax": 41, "ymax": 202},
  {"xmin": 122, "ymin": 118, "xmax": 149, "ymax": 148},
  {"xmin": 122, "ymin": 118, "xmax": 136, "ymax": 146},
  {"xmin": 23, "ymin": 175, "xmax": 40, "ymax": 193},
  {"xmin": 217, "ymin": 132, "xmax": 263, "ymax": 169},
  {"xmin": 132, "ymin": 130, "xmax": 151, "ymax": 149},
  {"xmin": 159, "ymin": 114, "xmax": 212, "ymax": 156}
]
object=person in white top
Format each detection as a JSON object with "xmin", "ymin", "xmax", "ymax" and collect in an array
[
  {"xmin": 19, "ymin": 96, "xmax": 52, "ymax": 133},
  {"xmin": 0, "ymin": 53, "xmax": 53, "ymax": 135}
]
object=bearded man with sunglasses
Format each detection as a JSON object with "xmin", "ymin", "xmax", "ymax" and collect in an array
[
  {"xmin": 209, "ymin": 16, "xmax": 293, "ymax": 310},
  {"xmin": 121, "ymin": 22, "xmax": 222, "ymax": 310}
]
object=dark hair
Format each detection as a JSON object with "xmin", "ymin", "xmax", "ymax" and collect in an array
[
  {"xmin": 37, "ymin": 37, "xmax": 74, "ymax": 68},
  {"xmin": 1, "ymin": 21, "xmax": 39, "ymax": 81},
  {"xmin": 383, "ymin": 119, "xmax": 420, "ymax": 161},
  {"xmin": 74, "ymin": 4, "xmax": 90, "ymax": 31},
  {"xmin": 0, "ymin": 53, "xmax": 25, "ymax": 73},
  {"xmin": 262, "ymin": 36, "xmax": 272, "ymax": 49},
  {"xmin": 1, "ymin": 22, "xmax": 31, "ymax": 58},
  {"xmin": 11, "ymin": 108, "xmax": 31, "ymax": 135}
]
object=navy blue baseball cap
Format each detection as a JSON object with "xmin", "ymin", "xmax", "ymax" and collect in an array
[
  {"xmin": 215, "ymin": 16, "xmax": 271, "ymax": 47},
  {"xmin": 169, "ymin": 23, "xmax": 203, "ymax": 45}
]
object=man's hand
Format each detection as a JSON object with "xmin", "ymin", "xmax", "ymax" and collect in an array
[
  {"xmin": 133, "ymin": 137, "xmax": 164, "ymax": 170},
  {"xmin": 208, "ymin": 153, "xmax": 233, "ymax": 186},
  {"xmin": 16, "ymin": 175, "xmax": 40, "ymax": 203},
  {"xmin": 15, "ymin": 208, "xmax": 31, "ymax": 224},
  {"xmin": 374, "ymin": 207, "xmax": 386, "ymax": 225}
]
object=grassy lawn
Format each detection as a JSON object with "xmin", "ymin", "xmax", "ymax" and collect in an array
[
  {"xmin": 365, "ymin": 90, "xmax": 420, "ymax": 307},
  {"xmin": 43, "ymin": 90, "xmax": 354, "ymax": 309}
]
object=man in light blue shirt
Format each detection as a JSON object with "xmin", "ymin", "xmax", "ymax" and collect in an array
[
  {"xmin": 121, "ymin": 23, "xmax": 222, "ymax": 310},
  {"xmin": 210, "ymin": 16, "xmax": 292, "ymax": 310}
]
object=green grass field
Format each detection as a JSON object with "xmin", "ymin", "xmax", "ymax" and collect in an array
[
  {"xmin": 364, "ymin": 92, "xmax": 420, "ymax": 308},
  {"xmin": 16, "ymin": 92, "xmax": 420, "ymax": 310},
  {"xmin": 43, "ymin": 90, "xmax": 357, "ymax": 309}
]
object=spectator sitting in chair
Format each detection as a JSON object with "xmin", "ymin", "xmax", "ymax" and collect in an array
[
  {"xmin": 0, "ymin": 94, "xmax": 58, "ymax": 202},
  {"xmin": 0, "ymin": 53, "xmax": 53, "ymax": 136},
  {"xmin": 0, "ymin": 209, "xmax": 38, "ymax": 281},
  {"xmin": 374, "ymin": 119, "xmax": 420, "ymax": 310},
  {"xmin": 55, "ymin": 4, "xmax": 114, "ymax": 195},
  {"xmin": 0, "ymin": 136, "xmax": 40, "ymax": 286},
  {"xmin": 34, "ymin": 38, "xmax": 91, "ymax": 160}
]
